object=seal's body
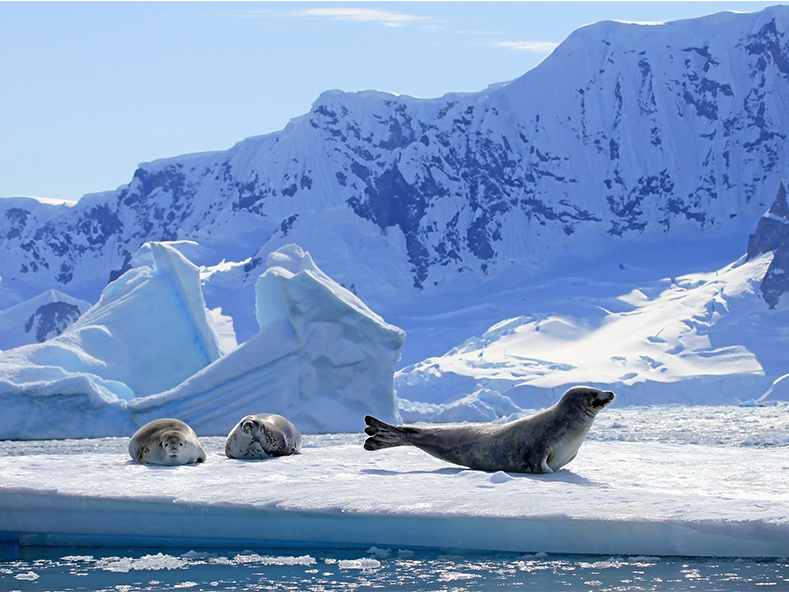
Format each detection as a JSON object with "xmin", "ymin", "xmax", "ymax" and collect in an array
[
  {"xmin": 364, "ymin": 386, "xmax": 614, "ymax": 473},
  {"xmin": 129, "ymin": 418, "xmax": 206, "ymax": 465},
  {"xmin": 225, "ymin": 413, "xmax": 302, "ymax": 459}
]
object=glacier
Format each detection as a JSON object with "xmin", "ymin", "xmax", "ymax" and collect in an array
[
  {"xmin": 392, "ymin": 181, "xmax": 789, "ymax": 418},
  {"xmin": 395, "ymin": 253, "xmax": 783, "ymax": 414}
]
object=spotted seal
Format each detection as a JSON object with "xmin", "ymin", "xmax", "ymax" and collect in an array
[
  {"xmin": 364, "ymin": 386, "xmax": 614, "ymax": 473},
  {"xmin": 225, "ymin": 414, "xmax": 302, "ymax": 459},
  {"xmin": 129, "ymin": 418, "xmax": 206, "ymax": 465}
]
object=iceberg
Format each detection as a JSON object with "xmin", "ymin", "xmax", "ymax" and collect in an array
[
  {"xmin": 0, "ymin": 242, "xmax": 404, "ymax": 439},
  {"xmin": 130, "ymin": 244, "xmax": 406, "ymax": 435},
  {"xmin": 0, "ymin": 242, "xmax": 223, "ymax": 439}
]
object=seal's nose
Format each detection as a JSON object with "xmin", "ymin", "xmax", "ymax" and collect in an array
[{"xmin": 592, "ymin": 390, "xmax": 615, "ymax": 408}]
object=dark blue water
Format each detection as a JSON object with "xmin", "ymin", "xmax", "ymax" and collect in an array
[{"xmin": 1, "ymin": 543, "xmax": 788, "ymax": 591}]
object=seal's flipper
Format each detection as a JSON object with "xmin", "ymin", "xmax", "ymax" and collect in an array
[{"xmin": 363, "ymin": 415, "xmax": 411, "ymax": 450}]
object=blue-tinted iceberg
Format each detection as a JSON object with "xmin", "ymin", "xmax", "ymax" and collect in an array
[{"xmin": 131, "ymin": 244, "xmax": 406, "ymax": 434}]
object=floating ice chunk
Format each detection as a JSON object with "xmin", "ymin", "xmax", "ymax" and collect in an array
[
  {"xmin": 131, "ymin": 244, "xmax": 406, "ymax": 434},
  {"xmin": 230, "ymin": 553, "xmax": 316, "ymax": 566},
  {"xmin": 97, "ymin": 553, "xmax": 186, "ymax": 572},
  {"xmin": 399, "ymin": 387, "xmax": 522, "ymax": 423},
  {"xmin": 338, "ymin": 558, "xmax": 381, "ymax": 570}
]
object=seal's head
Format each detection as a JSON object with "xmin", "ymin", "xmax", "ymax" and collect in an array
[
  {"xmin": 160, "ymin": 432, "xmax": 186, "ymax": 459},
  {"xmin": 560, "ymin": 386, "xmax": 615, "ymax": 414},
  {"xmin": 231, "ymin": 415, "xmax": 275, "ymax": 457},
  {"xmin": 240, "ymin": 415, "xmax": 261, "ymax": 435}
]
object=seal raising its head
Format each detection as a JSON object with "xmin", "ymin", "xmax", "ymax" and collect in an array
[
  {"xmin": 364, "ymin": 386, "xmax": 614, "ymax": 473},
  {"xmin": 129, "ymin": 418, "xmax": 206, "ymax": 466},
  {"xmin": 225, "ymin": 414, "xmax": 302, "ymax": 460}
]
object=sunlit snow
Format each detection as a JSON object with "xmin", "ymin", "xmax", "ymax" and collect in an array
[{"xmin": 396, "ymin": 253, "xmax": 785, "ymax": 415}]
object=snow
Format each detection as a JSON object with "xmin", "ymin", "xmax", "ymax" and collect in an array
[
  {"xmin": 1, "ymin": 405, "xmax": 788, "ymax": 558},
  {"xmin": 6, "ymin": 7, "xmax": 789, "ymax": 326},
  {"xmin": 0, "ymin": 243, "xmax": 404, "ymax": 438}
]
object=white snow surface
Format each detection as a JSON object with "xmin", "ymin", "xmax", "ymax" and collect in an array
[
  {"xmin": 1, "ymin": 405, "xmax": 788, "ymax": 558},
  {"xmin": 0, "ymin": 243, "xmax": 404, "ymax": 438}
]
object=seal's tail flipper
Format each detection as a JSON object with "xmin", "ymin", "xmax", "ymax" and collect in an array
[{"xmin": 363, "ymin": 415, "xmax": 410, "ymax": 450}]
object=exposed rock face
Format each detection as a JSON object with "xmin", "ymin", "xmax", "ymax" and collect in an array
[
  {"xmin": 748, "ymin": 182, "xmax": 789, "ymax": 308},
  {"xmin": 3, "ymin": 7, "xmax": 789, "ymax": 309},
  {"xmin": 24, "ymin": 301, "xmax": 82, "ymax": 343}
]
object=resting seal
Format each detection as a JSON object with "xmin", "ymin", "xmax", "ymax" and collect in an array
[
  {"xmin": 364, "ymin": 385, "xmax": 614, "ymax": 473},
  {"xmin": 225, "ymin": 414, "xmax": 302, "ymax": 459},
  {"xmin": 129, "ymin": 418, "xmax": 206, "ymax": 465}
]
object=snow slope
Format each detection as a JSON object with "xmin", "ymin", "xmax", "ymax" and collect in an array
[
  {"xmin": 395, "ymin": 252, "xmax": 787, "ymax": 415},
  {"xmin": 1, "ymin": 405, "xmax": 788, "ymax": 558},
  {"xmin": 390, "ymin": 184, "xmax": 789, "ymax": 418}
]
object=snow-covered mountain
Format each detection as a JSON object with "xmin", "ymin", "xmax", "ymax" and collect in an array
[{"xmin": 3, "ymin": 7, "xmax": 789, "ymax": 322}]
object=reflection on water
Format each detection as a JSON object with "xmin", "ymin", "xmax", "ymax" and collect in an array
[{"xmin": 1, "ymin": 545, "xmax": 788, "ymax": 591}]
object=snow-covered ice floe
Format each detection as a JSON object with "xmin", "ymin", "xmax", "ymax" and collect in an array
[
  {"xmin": 1, "ymin": 405, "xmax": 789, "ymax": 558},
  {"xmin": 0, "ymin": 243, "xmax": 404, "ymax": 438}
]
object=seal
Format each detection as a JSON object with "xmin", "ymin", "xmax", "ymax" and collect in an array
[
  {"xmin": 225, "ymin": 413, "xmax": 302, "ymax": 459},
  {"xmin": 128, "ymin": 418, "xmax": 207, "ymax": 466},
  {"xmin": 364, "ymin": 385, "xmax": 615, "ymax": 473}
]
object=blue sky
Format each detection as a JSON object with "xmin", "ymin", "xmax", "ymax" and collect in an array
[{"xmin": 0, "ymin": 1, "xmax": 779, "ymax": 202}]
